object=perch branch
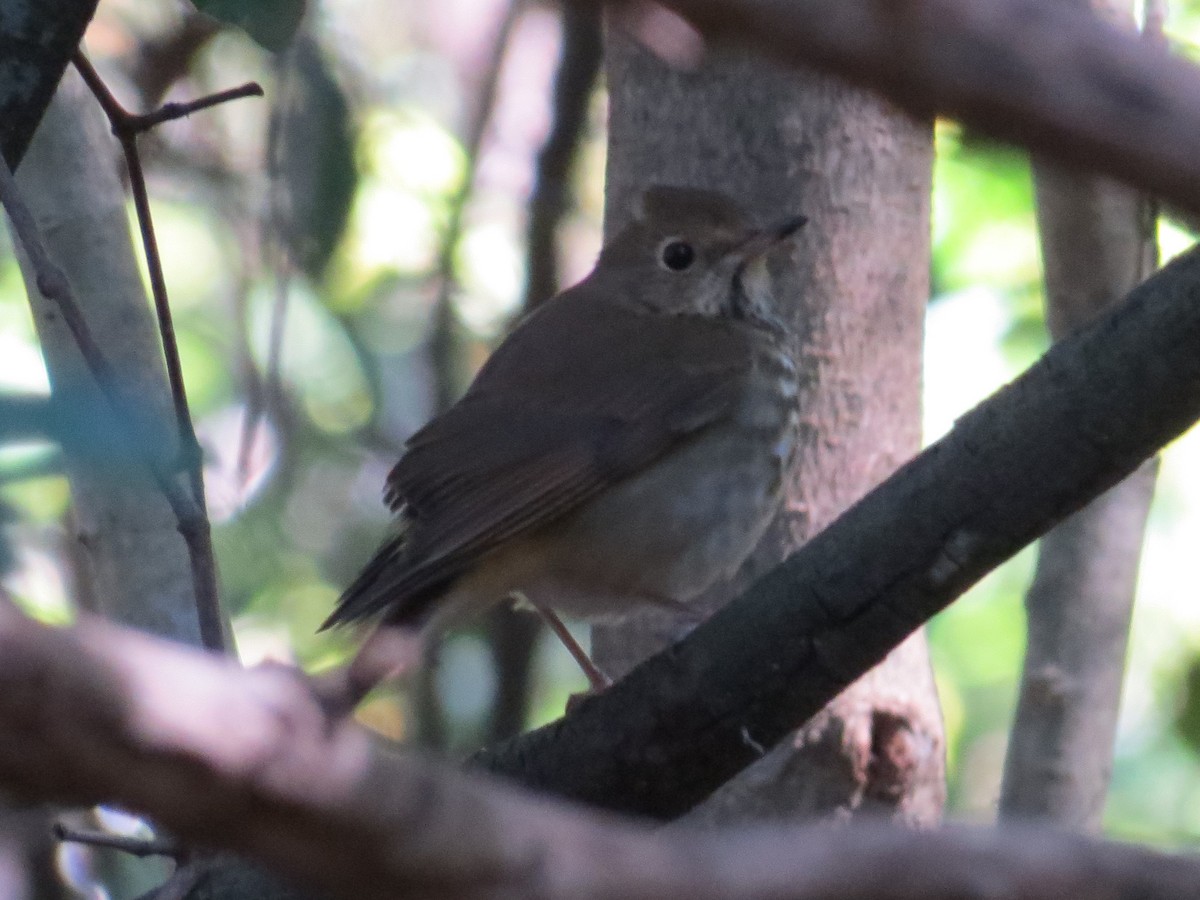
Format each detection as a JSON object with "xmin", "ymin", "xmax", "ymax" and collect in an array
[{"xmin": 472, "ymin": 244, "xmax": 1200, "ymax": 818}]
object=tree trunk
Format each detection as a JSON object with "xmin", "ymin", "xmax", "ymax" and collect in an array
[
  {"xmin": 11, "ymin": 69, "xmax": 205, "ymax": 645},
  {"xmin": 596, "ymin": 30, "xmax": 944, "ymax": 823},
  {"xmin": 998, "ymin": 0, "xmax": 1159, "ymax": 830}
]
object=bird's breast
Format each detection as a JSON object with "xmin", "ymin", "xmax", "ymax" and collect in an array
[{"xmin": 506, "ymin": 337, "xmax": 799, "ymax": 619}]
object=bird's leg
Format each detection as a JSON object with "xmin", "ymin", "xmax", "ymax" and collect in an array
[{"xmin": 512, "ymin": 592, "xmax": 612, "ymax": 691}]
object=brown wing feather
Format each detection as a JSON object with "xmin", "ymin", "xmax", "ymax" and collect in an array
[{"xmin": 323, "ymin": 284, "xmax": 761, "ymax": 628}]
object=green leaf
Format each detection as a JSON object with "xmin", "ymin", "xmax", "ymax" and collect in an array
[
  {"xmin": 1174, "ymin": 657, "xmax": 1200, "ymax": 756},
  {"xmin": 191, "ymin": 0, "xmax": 306, "ymax": 52},
  {"xmin": 0, "ymin": 496, "xmax": 15, "ymax": 576},
  {"xmin": 276, "ymin": 37, "xmax": 359, "ymax": 280}
]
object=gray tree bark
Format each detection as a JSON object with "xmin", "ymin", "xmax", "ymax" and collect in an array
[
  {"xmin": 0, "ymin": 0, "xmax": 97, "ymax": 167},
  {"xmin": 596, "ymin": 31, "xmax": 944, "ymax": 824},
  {"xmin": 998, "ymin": 0, "xmax": 1159, "ymax": 831},
  {"xmin": 10, "ymin": 70, "xmax": 205, "ymax": 645}
]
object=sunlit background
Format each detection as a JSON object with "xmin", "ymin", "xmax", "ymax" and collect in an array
[{"xmin": 4, "ymin": 0, "xmax": 1200, "ymax": 875}]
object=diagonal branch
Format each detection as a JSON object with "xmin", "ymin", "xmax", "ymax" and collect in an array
[
  {"xmin": 471, "ymin": 243, "xmax": 1200, "ymax": 819},
  {"xmin": 428, "ymin": 0, "xmax": 524, "ymax": 412}
]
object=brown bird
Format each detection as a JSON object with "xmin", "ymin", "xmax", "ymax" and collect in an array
[{"xmin": 323, "ymin": 185, "xmax": 804, "ymax": 689}]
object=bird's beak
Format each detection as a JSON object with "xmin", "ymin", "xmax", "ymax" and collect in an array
[
  {"xmin": 727, "ymin": 214, "xmax": 806, "ymax": 335},
  {"xmin": 735, "ymin": 213, "xmax": 808, "ymax": 262}
]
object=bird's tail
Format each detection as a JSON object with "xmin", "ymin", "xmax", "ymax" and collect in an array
[{"xmin": 320, "ymin": 529, "xmax": 430, "ymax": 631}]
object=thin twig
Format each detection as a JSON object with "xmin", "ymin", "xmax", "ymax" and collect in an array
[
  {"xmin": 524, "ymin": 3, "xmax": 601, "ymax": 312},
  {"xmin": 486, "ymin": 2, "xmax": 603, "ymax": 743},
  {"xmin": 131, "ymin": 83, "xmax": 264, "ymax": 132},
  {"xmin": 236, "ymin": 252, "xmax": 291, "ymax": 493},
  {"xmin": 70, "ymin": 51, "xmax": 261, "ymax": 653},
  {"xmin": 0, "ymin": 152, "xmax": 224, "ymax": 652},
  {"xmin": 237, "ymin": 52, "xmax": 294, "ymax": 494},
  {"xmin": 417, "ymin": 0, "xmax": 525, "ymax": 749},
  {"xmin": 1144, "ymin": 0, "xmax": 1167, "ymax": 45},
  {"xmin": 428, "ymin": 0, "xmax": 524, "ymax": 413},
  {"xmin": 73, "ymin": 51, "xmax": 207, "ymax": 506},
  {"xmin": 53, "ymin": 822, "xmax": 181, "ymax": 859},
  {"xmin": 74, "ymin": 52, "xmax": 262, "ymax": 138}
]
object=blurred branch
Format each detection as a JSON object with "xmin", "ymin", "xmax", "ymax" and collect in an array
[
  {"xmin": 129, "ymin": 13, "xmax": 222, "ymax": 108},
  {"xmin": 1, "ymin": 604, "xmax": 1200, "ymax": 900},
  {"xmin": 524, "ymin": 3, "xmax": 602, "ymax": 312},
  {"xmin": 418, "ymin": 0, "xmax": 526, "ymax": 750},
  {"xmin": 428, "ymin": 0, "xmax": 524, "ymax": 413},
  {"xmin": 472, "ymin": 244, "xmax": 1200, "ymax": 819},
  {"xmin": 237, "ymin": 53, "xmax": 294, "ymax": 496},
  {"xmin": 484, "ymin": 1, "xmax": 604, "ymax": 745},
  {"xmin": 608, "ymin": 0, "xmax": 1200, "ymax": 219},
  {"xmin": 71, "ymin": 51, "xmax": 262, "ymax": 652},
  {"xmin": 53, "ymin": 824, "xmax": 180, "ymax": 859}
]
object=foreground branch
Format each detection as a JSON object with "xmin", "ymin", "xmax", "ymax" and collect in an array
[
  {"xmin": 473, "ymin": 244, "xmax": 1200, "ymax": 818},
  {"xmin": 0, "ymin": 603, "xmax": 1197, "ymax": 900}
]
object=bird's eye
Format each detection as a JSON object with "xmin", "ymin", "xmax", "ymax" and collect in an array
[{"xmin": 660, "ymin": 240, "xmax": 695, "ymax": 271}]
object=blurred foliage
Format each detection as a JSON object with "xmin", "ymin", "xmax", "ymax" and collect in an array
[
  {"xmin": 1174, "ymin": 657, "xmax": 1200, "ymax": 756},
  {"xmin": 275, "ymin": 36, "xmax": 358, "ymax": 280},
  {"xmin": 190, "ymin": 0, "xmax": 306, "ymax": 52},
  {"xmin": 2, "ymin": 7, "xmax": 1200, "ymax": 889},
  {"xmin": 0, "ymin": 497, "xmax": 16, "ymax": 576}
]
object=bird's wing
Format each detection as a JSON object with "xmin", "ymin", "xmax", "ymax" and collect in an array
[{"xmin": 324, "ymin": 292, "xmax": 761, "ymax": 628}]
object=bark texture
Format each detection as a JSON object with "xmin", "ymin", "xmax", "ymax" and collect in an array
[
  {"xmin": 0, "ymin": 0, "xmax": 97, "ymax": 167},
  {"xmin": 998, "ymin": 0, "xmax": 1160, "ymax": 829},
  {"xmin": 595, "ymin": 32, "xmax": 944, "ymax": 824},
  {"xmin": 10, "ymin": 70, "xmax": 202, "ymax": 643}
]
